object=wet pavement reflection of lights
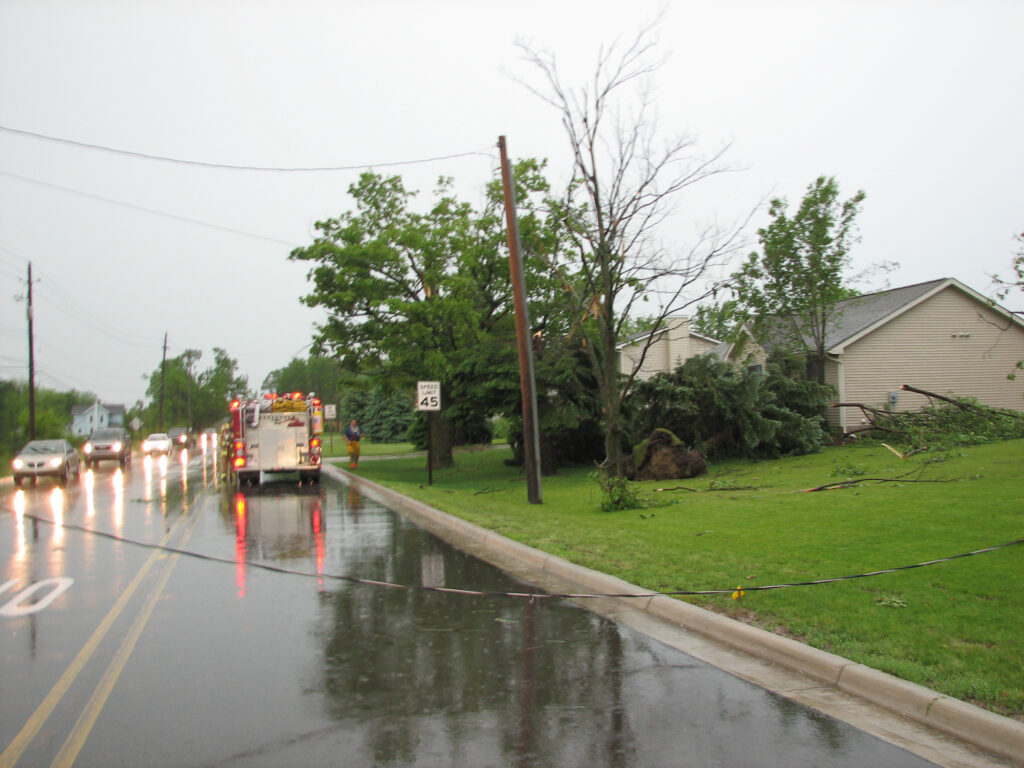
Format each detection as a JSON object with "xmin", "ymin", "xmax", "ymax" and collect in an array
[
  {"xmin": 49, "ymin": 488, "xmax": 65, "ymax": 546},
  {"xmin": 142, "ymin": 455, "xmax": 154, "ymax": 501},
  {"xmin": 112, "ymin": 468, "xmax": 125, "ymax": 530},
  {"xmin": 12, "ymin": 491, "xmax": 26, "ymax": 563},
  {"xmin": 180, "ymin": 449, "xmax": 189, "ymax": 496},
  {"xmin": 142, "ymin": 454, "xmax": 169, "ymax": 504},
  {"xmin": 84, "ymin": 468, "xmax": 96, "ymax": 519},
  {"xmin": 234, "ymin": 493, "xmax": 247, "ymax": 598}
]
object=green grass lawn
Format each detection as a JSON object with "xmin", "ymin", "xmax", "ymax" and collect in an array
[
  {"xmin": 350, "ymin": 439, "xmax": 1024, "ymax": 719},
  {"xmin": 320, "ymin": 438, "xmax": 419, "ymax": 459}
]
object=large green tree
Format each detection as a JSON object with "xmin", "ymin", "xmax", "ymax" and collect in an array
[
  {"xmin": 143, "ymin": 348, "xmax": 247, "ymax": 431},
  {"xmin": 262, "ymin": 354, "xmax": 341, "ymax": 407},
  {"xmin": 194, "ymin": 348, "xmax": 249, "ymax": 428},
  {"xmin": 289, "ymin": 173, "xmax": 518, "ymax": 468},
  {"xmin": 732, "ymin": 175, "xmax": 866, "ymax": 384}
]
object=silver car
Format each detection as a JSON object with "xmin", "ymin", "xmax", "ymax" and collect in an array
[
  {"xmin": 141, "ymin": 433, "xmax": 172, "ymax": 456},
  {"xmin": 12, "ymin": 439, "xmax": 82, "ymax": 487}
]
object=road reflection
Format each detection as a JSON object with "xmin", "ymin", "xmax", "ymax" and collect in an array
[
  {"xmin": 227, "ymin": 483, "xmax": 926, "ymax": 768},
  {"xmin": 0, "ymin": 468, "xmax": 939, "ymax": 767},
  {"xmin": 229, "ymin": 486, "xmax": 325, "ymax": 598}
]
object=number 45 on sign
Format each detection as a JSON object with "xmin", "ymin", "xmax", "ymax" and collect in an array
[{"xmin": 417, "ymin": 381, "xmax": 441, "ymax": 411}]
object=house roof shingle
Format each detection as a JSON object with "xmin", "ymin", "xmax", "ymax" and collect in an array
[{"xmin": 754, "ymin": 278, "xmax": 1021, "ymax": 355}]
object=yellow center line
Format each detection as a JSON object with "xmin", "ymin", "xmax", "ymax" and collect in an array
[
  {"xmin": 50, "ymin": 503, "xmax": 206, "ymax": 768},
  {"xmin": 0, "ymin": 503, "xmax": 196, "ymax": 768}
]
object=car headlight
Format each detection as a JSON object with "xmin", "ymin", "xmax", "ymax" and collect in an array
[
  {"xmin": 112, "ymin": 441, "xmax": 122, "ymax": 451},
  {"xmin": 12, "ymin": 458, "xmax": 24, "ymax": 470},
  {"xmin": 84, "ymin": 443, "xmax": 94, "ymax": 454},
  {"xmin": 48, "ymin": 457, "xmax": 62, "ymax": 468}
]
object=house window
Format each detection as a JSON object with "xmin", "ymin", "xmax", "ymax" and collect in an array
[{"xmin": 746, "ymin": 364, "xmax": 763, "ymax": 375}]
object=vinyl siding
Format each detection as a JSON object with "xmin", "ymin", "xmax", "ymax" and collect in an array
[
  {"xmin": 837, "ymin": 287, "xmax": 1024, "ymax": 424},
  {"xmin": 824, "ymin": 359, "xmax": 843, "ymax": 432},
  {"xmin": 620, "ymin": 318, "xmax": 716, "ymax": 380}
]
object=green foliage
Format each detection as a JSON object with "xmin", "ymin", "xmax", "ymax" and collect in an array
[
  {"xmin": 262, "ymin": 354, "xmax": 342, "ymax": 408},
  {"xmin": 866, "ymin": 398, "xmax": 1024, "ymax": 452},
  {"xmin": 288, "ymin": 166, "xmax": 562, "ymax": 466},
  {"xmin": 335, "ymin": 386, "xmax": 417, "ymax": 444},
  {"xmin": 732, "ymin": 176, "xmax": 866, "ymax": 383},
  {"xmin": 627, "ymin": 354, "xmax": 832, "ymax": 459},
  {"xmin": 142, "ymin": 348, "xmax": 248, "ymax": 431},
  {"xmin": 0, "ymin": 379, "xmax": 95, "ymax": 456},
  {"xmin": 405, "ymin": 410, "xmax": 493, "ymax": 450},
  {"xmin": 691, "ymin": 299, "xmax": 745, "ymax": 343},
  {"xmin": 591, "ymin": 469, "xmax": 642, "ymax": 512}
]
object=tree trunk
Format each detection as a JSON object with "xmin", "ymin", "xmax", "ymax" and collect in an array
[{"xmin": 428, "ymin": 412, "xmax": 455, "ymax": 469}]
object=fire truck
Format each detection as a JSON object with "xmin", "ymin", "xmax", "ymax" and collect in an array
[{"xmin": 228, "ymin": 392, "xmax": 324, "ymax": 486}]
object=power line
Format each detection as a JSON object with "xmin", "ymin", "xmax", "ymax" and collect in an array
[
  {"xmin": 31, "ymin": 266, "xmax": 156, "ymax": 347},
  {"xmin": 0, "ymin": 170, "xmax": 302, "ymax": 247},
  {"xmin": 0, "ymin": 125, "xmax": 495, "ymax": 172}
]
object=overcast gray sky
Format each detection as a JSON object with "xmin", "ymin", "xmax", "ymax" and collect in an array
[{"xmin": 2, "ymin": 0, "xmax": 1021, "ymax": 408}]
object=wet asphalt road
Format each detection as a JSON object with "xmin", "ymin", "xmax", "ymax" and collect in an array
[{"xmin": 0, "ymin": 449, "xmax": 939, "ymax": 767}]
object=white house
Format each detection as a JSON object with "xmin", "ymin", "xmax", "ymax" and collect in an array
[{"xmin": 70, "ymin": 402, "xmax": 126, "ymax": 436}]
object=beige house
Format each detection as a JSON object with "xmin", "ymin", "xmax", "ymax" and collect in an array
[
  {"xmin": 618, "ymin": 316, "xmax": 721, "ymax": 382},
  {"xmin": 725, "ymin": 279, "xmax": 1024, "ymax": 433}
]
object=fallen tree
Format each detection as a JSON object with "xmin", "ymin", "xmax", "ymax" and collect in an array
[{"xmin": 834, "ymin": 385, "xmax": 1024, "ymax": 450}]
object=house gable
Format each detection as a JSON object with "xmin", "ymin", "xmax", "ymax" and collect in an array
[
  {"xmin": 618, "ymin": 316, "xmax": 721, "ymax": 381},
  {"xmin": 721, "ymin": 279, "xmax": 1024, "ymax": 433},
  {"xmin": 70, "ymin": 402, "xmax": 127, "ymax": 436},
  {"xmin": 835, "ymin": 283, "xmax": 1024, "ymax": 430}
]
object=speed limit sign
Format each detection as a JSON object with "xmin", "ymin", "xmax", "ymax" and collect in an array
[{"xmin": 416, "ymin": 381, "xmax": 441, "ymax": 411}]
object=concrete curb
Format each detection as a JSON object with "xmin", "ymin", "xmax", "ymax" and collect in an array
[{"xmin": 325, "ymin": 464, "xmax": 1024, "ymax": 765}]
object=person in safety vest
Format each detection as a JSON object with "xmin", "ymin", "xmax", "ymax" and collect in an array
[{"xmin": 343, "ymin": 418, "xmax": 365, "ymax": 469}]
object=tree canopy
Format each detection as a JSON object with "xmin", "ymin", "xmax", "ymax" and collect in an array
[
  {"xmin": 142, "ymin": 348, "xmax": 248, "ymax": 431},
  {"xmin": 514, "ymin": 27, "xmax": 746, "ymax": 474},
  {"xmin": 731, "ymin": 175, "xmax": 866, "ymax": 383}
]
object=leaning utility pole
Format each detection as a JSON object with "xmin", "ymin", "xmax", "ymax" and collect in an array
[
  {"xmin": 498, "ymin": 135, "xmax": 542, "ymax": 504},
  {"xmin": 26, "ymin": 262, "xmax": 36, "ymax": 440}
]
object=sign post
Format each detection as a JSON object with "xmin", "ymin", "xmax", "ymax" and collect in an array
[
  {"xmin": 416, "ymin": 381, "xmax": 441, "ymax": 485},
  {"xmin": 325, "ymin": 404, "xmax": 337, "ymax": 451}
]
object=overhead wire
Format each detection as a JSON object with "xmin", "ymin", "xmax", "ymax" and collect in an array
[
  {"xmin": 0, "ymin": 126, "xmax": 499, "ymax": 398},
  {"xmin": 31, "ymin": 266, "xmax": 155, "ymax": 347},
  {"xmin": 0, "ymin": 170, "xmax": 302, "ymax": 248},
  {"xmin": 0, "ymin": 124, "xmax": 496, "ymax": 172},
  {"xmin": 10, "ymin": 509, "xmax": 1024, "ymax": 601}
]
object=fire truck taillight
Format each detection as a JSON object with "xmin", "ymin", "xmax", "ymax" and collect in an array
[
  {"xmin": 229, "ymin": 399, "xmax": 240, "ymax": 411},
  {"xmin": 232, "ymin": 439, "xmax": 246, "ymax": 468}
]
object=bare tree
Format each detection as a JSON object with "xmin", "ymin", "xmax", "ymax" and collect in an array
[{"xmin": 515, "ymin": 25, "xmax": 749, "ymax": 475}]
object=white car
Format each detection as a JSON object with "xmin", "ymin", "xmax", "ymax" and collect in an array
[
  {"xmin": 141, "ymin": 433, "xmax": 172, "ymax": 456},
  {"xmin": 12, "ymin": 439, "xmax": 81, "ymax": 486}
]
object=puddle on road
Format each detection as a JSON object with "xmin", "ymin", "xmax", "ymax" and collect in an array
[{"xmin": 213, "ymin": 481, "xmax": 935, "ymax": 768}]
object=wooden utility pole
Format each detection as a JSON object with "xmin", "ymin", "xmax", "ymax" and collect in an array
[
  {"xmin": 26, "ymin": 262, "xmax": 36, "ymax": 440},
  {"xmin": 498, "ymin": 136, "xmax": 542, "ymax": 504}
]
